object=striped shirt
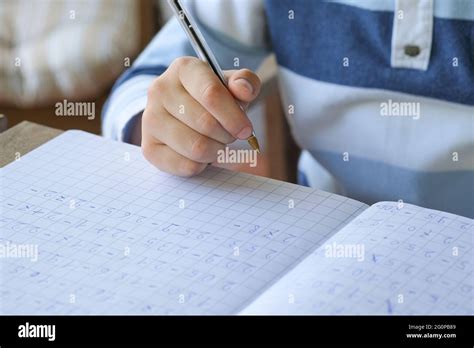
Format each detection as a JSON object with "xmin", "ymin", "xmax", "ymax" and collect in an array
[{"xmin": 102, "ymin": 0, "xmax": 474, "ymax": 218}]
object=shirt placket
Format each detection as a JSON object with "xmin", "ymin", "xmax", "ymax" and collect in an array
[{"xmin": 391, "ymin": 0, "xmax": 434, "ymax": 71}]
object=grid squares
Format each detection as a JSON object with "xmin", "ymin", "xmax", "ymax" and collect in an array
[
  {"xmin": 1, "ymin": 130, "xmax": 367, "ymax": 314},
  {"xmin": 241, "ymin": 202, "xmax": 473, "ymax": 315}
]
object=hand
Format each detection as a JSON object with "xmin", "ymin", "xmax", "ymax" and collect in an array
[{"xmin": 141, "ymin": 57, "xmax": 261, "ymax": 176}]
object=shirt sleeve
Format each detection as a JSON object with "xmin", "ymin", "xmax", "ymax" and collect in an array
[{"xmin": 102, "ymin": 0, "xmax": 271, "ymax": 143}]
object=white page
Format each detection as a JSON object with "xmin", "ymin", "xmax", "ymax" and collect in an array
[
  {"xmin": 241, "ymin": 202, "xmax": 473, "ymax": 315},
  {"xmin": 0, "ymin": 131, "xmax": 367, "ymax": 314}
]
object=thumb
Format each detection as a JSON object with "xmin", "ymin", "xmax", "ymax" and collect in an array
[{"xmin": 225, "ymin": 69, "xmax": 261, "ymax": 104}]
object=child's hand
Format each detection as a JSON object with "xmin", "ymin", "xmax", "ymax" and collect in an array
[{"xmin": 141, "ymin": 57, "xmax": 261, "ymax": 176}]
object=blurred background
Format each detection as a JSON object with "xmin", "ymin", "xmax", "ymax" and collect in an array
[
  {"xmin": 0, "ymin": 0, "xmax": 169, "ymax": 134},
  {"xmin": 0, "ymin": 0, "xmax": 299, "ymax": 181}
]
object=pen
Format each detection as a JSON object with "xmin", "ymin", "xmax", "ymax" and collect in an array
[{"xmin": 167, "ymin": 0, "xmax": 261, "ymax": 153}]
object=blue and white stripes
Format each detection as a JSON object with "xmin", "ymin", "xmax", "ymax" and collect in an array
[{"xmin": 102, "ymin": 0, "xmax": 474, "ymax": 217}]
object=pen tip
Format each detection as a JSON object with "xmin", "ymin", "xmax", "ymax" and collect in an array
[{"xmin": 247, "ymin": 135, "xmax": 261, "ymax": 154}]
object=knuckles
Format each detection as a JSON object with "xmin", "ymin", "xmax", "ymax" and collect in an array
[
  {"xmin": 147, "ymin": 77, "xmax": 165, "ymax": 101},
  {"xmin": 200, "ymin": 83, "xmax": 223, "ymax": 111},
  {"xmin": 196, "ymin": 110, "xmax": 218, "ymax": 136},
  {"xmin": 190, "ymin": 135, "xmax": 212, "ymax": 162},
  {"xmin": 141, "ymin": 142, "xmax": 155, "ymax": 165},
  {"xmin": 141, "ymin": 140, "xmax": 204, "ymax": 178},
  {"xmin": 171, "ymin": 56, "xmax": 196, "ymax": 71},
  {"xmin": 179, "ymin": 160, "xmax": 205, "ymax": 177}
]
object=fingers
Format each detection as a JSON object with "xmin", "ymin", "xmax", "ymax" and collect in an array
[
  {"xmin": 142, "ymin": 56, "xmax": 262, "ymax": 177},
  {"xmin": 144, "ymin": 106, "xmax": 226, "ymax": 164},
  {"xmin": 159, "ymin": 83, "xmax": 235, "ymax": 145},
  {"xmin": 142, "ymin": 142, "xmax": 207, "ymax": 177},
  {"xmin": 225, "ymin": 69, "xmax": 262, "ymax": 104},
  {"xmin": 174, "ymin": 57, "xmax": 254, "ymax": 140}
]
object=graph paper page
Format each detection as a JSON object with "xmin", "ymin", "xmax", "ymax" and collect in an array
[
  {"xmin": 0, "ymin": 130, "xmax": 367, "ymax": 314},
  {"xmin": 241, "ymin": 202, "xmax": 473, "ymax": 314}
]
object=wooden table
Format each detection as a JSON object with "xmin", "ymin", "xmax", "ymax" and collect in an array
[{"xmin": 0, "ymin": 121, "xmax": 63, "ymax": 167}]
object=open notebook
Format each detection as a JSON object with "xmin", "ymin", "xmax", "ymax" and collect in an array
[{"xmin": 1, "ymin": 131, "xmax": 472, "ymax": 315}]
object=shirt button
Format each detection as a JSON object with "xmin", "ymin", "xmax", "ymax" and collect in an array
[{"xmin": 404, "ymin": 45, "xmax": 421, "ymax": 57}]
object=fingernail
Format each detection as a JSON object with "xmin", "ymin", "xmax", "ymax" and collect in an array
[
  {"xmin": 237, "ymin": 126, "xmax": 252, "ymax": 140},
  {"xmin": 235, "ymin": 78, "xmax": 254, "ymax": 95}
]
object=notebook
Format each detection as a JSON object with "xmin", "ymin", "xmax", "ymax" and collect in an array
[{"xmin": 0, "ymin": 131, "xmax": 472, "ymax": 315}]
